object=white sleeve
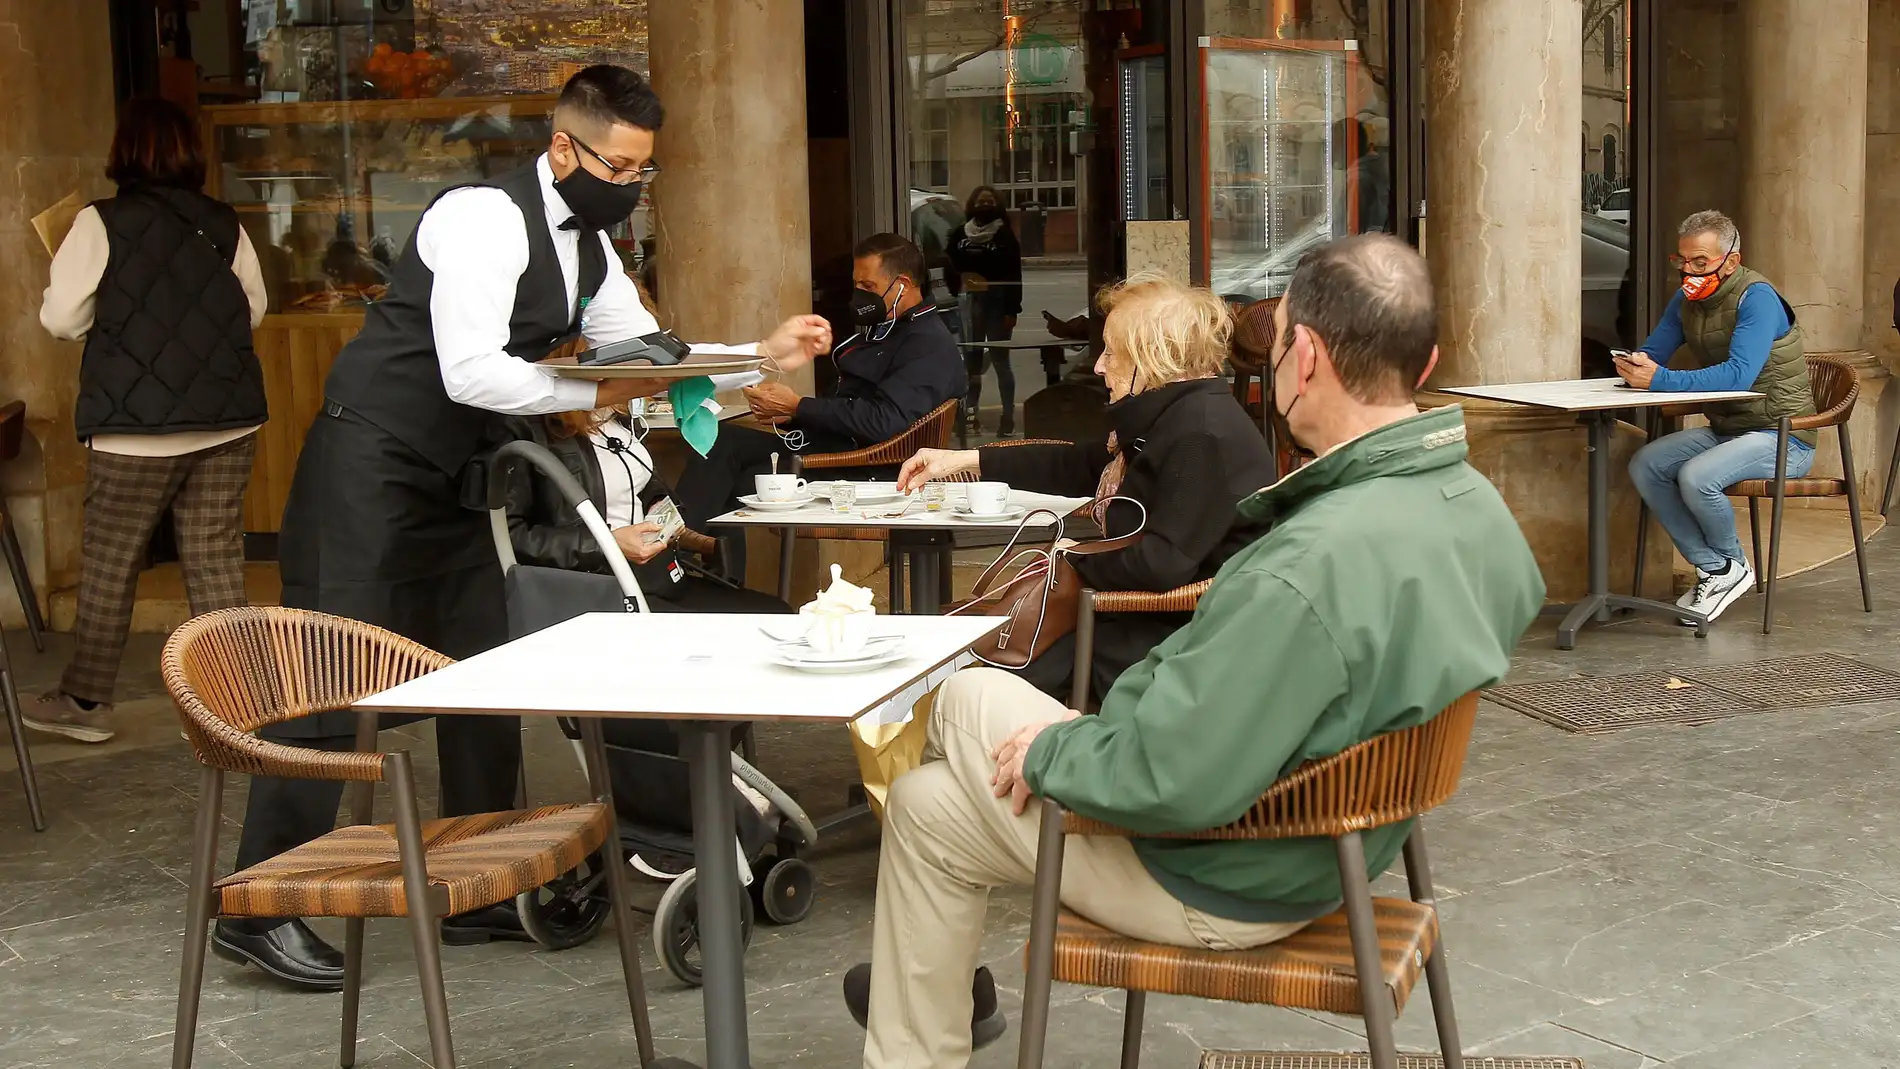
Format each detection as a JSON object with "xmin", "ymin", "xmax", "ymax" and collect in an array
[
  {"xmin": 233, "ymin": 228, "xmax": 269, "ymax": 327},
  {"xmin": 40, "ymin": 206, "xmax": 108, "ymax": 340},
  {"xmin": 419, "ymin": 188, "xmax": 598, "ymax": 416},
  {"xmin": 581, "ymin": 232, "xmax": 761, "ymax": 359}
]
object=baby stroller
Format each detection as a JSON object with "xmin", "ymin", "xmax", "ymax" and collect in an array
[{"xmin": 485, "ymin": 440, "xmax": 819, "ymax": 985}]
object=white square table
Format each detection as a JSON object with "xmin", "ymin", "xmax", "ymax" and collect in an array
[
  {"xmin": 355, "ymin": 611, "xmax": 1005, "ymax": 1069},
  {"xmin": 710, "ymin": 486, "xmax": 1092, "ymax": 612},
  {"xmin": 1441, "ymin": 378, "xmax": 1762, "ymax": 648}
]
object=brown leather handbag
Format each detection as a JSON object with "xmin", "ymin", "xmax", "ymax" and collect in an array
[{"xmin": 950, "ymin": 503, "xmax": 1144, "ymax": 670}]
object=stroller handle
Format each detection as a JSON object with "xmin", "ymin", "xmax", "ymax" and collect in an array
[{"xmin": 487, "ymin": 439, "xmax": 650, "ymax": 614}]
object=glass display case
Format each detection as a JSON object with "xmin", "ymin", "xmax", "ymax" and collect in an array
[
  {"xmin": 1201, "ymin": 37, "xmax": 1362, "ymax": 300},
  {"xmin": 204, "ymin": 95, "xmax": 558, "ymax": 315}
]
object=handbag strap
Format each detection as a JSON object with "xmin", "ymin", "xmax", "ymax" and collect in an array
[
  {"xmin": 1059, "ymin": 496, "xmax": 1148, "ymax": 560},
  {"xmin": 967, "ymin": 508, "xmax": 1063, "ymax": 598}
]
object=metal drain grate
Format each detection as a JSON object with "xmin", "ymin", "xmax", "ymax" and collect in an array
[
  {"xmin": 1483, "ymin": 672, "xmax": 1760, "ymax": 733},
  {"xmin": 1678, "ymin": 653, "xmax": 1900, "ymax": 708},
  {"xmin": 1201, "ymin": 1055, "xmax": 1583, "ymax": 1069}
]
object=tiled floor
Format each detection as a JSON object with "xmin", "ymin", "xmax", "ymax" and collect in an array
[{"xmin": 5, "ymin": 529, "xmax": 1900, "ymax": 1068}]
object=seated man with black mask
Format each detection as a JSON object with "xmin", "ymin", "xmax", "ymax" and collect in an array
[{"xmin": 674, "ymin": 232, "xmax": 965, "ymax": 537}]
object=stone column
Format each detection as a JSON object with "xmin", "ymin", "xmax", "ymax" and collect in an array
[
  {"xmin": 1741, "ymin": 0, "xmax": 1868, "ymax": 356},
  {"xmin": 1422, "ymin": 0, "xmax": 1669, "ymax": 601},
  {"xmin": 1424, "ymin": 0, "xmax": 1581, "ymax": 385},
  {"xmin": 1740, "ymin": 0, "xmax": 1883, "ymax": 508},
  {"xmin": 0, "ymin": 1, "xmax": 120, "ymax": 629},
  {"xmin": 648, "ymin": 4, "xmax": 873, "ymax": 599},
  {"xmin": 648, "ymin": 2, "xmax": 814, "ymax": 352}
]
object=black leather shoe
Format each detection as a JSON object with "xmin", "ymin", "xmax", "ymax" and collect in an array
[
  {"xmin": 440, "ymin": 901, "xmax": 535, "ymax": 946},
  {"xmin": 211, "ymin": 919, "xmax": 345, "ymax": 992},
  {"xmin": 843, "ymin": 962, "xmax": 1007, "ymax": 1050}
]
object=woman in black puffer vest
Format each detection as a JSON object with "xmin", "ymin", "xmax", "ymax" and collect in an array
[{"xmin": 33, "ymin": 98, "xmax": 267, "ymax": 744}]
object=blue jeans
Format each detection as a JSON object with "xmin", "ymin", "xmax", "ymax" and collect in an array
[{"xmin": 1629, "ymin": 427, "xmax": 1815, "ymax": 573}]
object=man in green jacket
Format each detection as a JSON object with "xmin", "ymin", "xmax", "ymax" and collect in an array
[{"xmin": 846, "ymin": 235, "xmax": 1547, "ymax": 1069}]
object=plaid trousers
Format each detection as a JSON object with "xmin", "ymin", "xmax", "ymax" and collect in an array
[{"xmin": 62, "ymin": 434, "xmax": 257, "ymax": 703}]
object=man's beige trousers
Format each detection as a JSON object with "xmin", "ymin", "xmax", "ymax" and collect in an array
[{"xmin": 864, "ymin": 668, "xmax": 1309, "ymax": 1069}]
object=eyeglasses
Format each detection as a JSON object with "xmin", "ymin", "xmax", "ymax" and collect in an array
[
  {"xmin": 568, "ymin": 134, "xmax": 661, "ymax": 187},
  {"xmin": 1668, "ymin": 253, "xmax": 1731, "ymax": 272}
]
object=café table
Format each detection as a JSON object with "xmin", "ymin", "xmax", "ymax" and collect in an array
[
  {"xmin": 355, "ymin": 610, "xmax": 1006, "ymax": 1069},
  {"xmin": 1440, "ymin": 378, "xmax": 1762, "ymax": 649},
  {"xmin": 709, "ymin": 485, "xmax": 1092, "ymax": 613}
]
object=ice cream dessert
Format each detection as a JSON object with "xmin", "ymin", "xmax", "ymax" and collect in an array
[{"xmin": 800, "ymin": 564, "xmax": 876, "ymax": 654}]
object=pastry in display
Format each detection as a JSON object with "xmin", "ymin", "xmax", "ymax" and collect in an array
[
  {"xmin": 365, "ymin": 44, "xmax": 454, "ymax": 99},
  {"xmin": 286, "ymin": 283, "xmax": 388, "ymax": 313}
]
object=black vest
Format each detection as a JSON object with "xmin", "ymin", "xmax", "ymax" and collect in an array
[
  {"xmin": 75, "ymin": 187, "xmax": 267, "ymax": 439},
  {"xmin": 325, "ymin": 163, "xmax": 609, "ymax": 475}
]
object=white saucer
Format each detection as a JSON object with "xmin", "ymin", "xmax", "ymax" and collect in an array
[
  {"xmin": 771, "ymin": 642, "xmax": 909, "ymax": 674},
  {"xmin": 954, "ymin": 507, "xmax": 1028, "ymax": 523},
  {"xmin": 738, "ymin": 494, "xmax": 816, "ymax": 512},
  {"xmin": 774, "ymin": 634, "xmax": 906, "ymax": 664}
]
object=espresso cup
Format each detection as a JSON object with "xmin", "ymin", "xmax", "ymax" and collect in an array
[
  {"xmin": 755, "ymin": 474, "xmax": 808, "ymax": 502},
  {"xmin": 965, "ymin": 481, "xmax": 1010, "ymax": 515}
]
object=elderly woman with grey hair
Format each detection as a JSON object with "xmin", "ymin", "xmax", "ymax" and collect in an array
[{"xmin": 1614, "ymin": 209, "xmax": 1815, "ymax": 625}]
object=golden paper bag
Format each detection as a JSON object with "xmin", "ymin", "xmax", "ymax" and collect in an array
[
  {"xmin": 31, "ymin": 191, "xmax": 87, "ymax": 257},
  {"xmin": 847, "ymin": 690, "xmax": 937, "ymax": 822}
]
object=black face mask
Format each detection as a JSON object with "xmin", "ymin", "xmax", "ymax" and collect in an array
[
  {"xmin": 970, "ymin": 205, "xmax": 1003, "ymax": 223},
  {"xmin": 1270, "ymin": 334, "xmax": 1304, "ymax": 450},
  {"xmin": 554, "ymin": 164, "xmax": 644, "ymax": 233},
  {"xmin": 849, "ymin": 279, "xmax": 903, "ymax": 329}
]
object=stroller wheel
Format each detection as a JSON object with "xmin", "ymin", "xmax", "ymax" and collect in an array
[
  {"xmin": 753, "ymin": 857, "xmax": 816, "ymax": 925},
  {"xmin": 515, "ymin": 850, "xmax": 611, "ymax": 951},
  {"xmin": 653, "ymin": 869, "xmax": 756, "ymax": 987}
]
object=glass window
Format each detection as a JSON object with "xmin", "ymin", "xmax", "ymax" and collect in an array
[
  {"xmin": 218, "ymin": 0, "xmax": 652, "ymax": 315},
  {"xmin": 901, "ymin": 0, "xmax": 1094, "ymax": 442},
  {"xmin": 1581, "ymin": 0, "xmax": 1634, "ymax": 376},
  {"xmin": 1202, "ymin": 0, "xmax": 1393, "ymax": 300}
]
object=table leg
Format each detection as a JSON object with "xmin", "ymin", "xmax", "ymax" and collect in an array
[
  {"xmin": 682, "ymin": 722, "xmax": 751, "ymax": 1069},
  {"xmin": 1555, "ymin": 411, "xmax": 1711, "ymax": 649},
  {"xmin": 910, "ymin": 547, "xmax": 943, "ymax": 615}
]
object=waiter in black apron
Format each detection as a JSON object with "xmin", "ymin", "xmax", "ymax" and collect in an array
[{"xmin": 213, "ymin": 65, "xmax": 832, "ymax": 990}]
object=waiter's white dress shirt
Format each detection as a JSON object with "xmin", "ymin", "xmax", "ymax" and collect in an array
[{"xmin": 416, "ymin": 154, "xmax": 757, "ymax": 417}]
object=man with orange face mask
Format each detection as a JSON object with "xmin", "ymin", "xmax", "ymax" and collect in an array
[{"xmin": 1616, "ymin": 210, "xmax": 1815, "ymax": 625}]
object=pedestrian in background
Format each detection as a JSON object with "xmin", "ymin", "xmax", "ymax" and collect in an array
[
  {"xmin": 34, "ymin": 97, "xmax": 268, "ymax": 743},
  {"xmin": 949, "ymin": 185, "xmax": 1024, "ymax": 436}
]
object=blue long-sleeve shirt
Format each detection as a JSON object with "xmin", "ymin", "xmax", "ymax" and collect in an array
[{"xmin": 1639, "ymin": 283, "xmax": 1791, "ymax": 392}]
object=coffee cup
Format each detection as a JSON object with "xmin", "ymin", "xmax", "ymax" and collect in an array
[
  {"xmin": 800, "ymin": 603, "xmax": 873, "ymax": 654},
  {"xmin": 965, "ymin": 481, "xmax": 1010, "ymax": 515},
  {"xmin": 755, "ymin": 474, "xmax": 808, "ymax": 502}
]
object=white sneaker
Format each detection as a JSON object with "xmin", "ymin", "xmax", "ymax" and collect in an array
[{"xmin": 1679, "ymin": 560, "xmax": 1754, "ymax": 626}]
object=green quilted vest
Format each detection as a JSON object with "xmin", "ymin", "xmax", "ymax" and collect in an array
[{"xmin": 1673, "ymin": 266, "xmax": 1816, "ymax": 446}]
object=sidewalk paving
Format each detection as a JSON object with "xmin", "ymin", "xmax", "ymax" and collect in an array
[{"xmin": 5, "ymin": 530, "xmax": 1899, "ymax": 1067}]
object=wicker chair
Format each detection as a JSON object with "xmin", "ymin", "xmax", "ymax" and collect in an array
[
  {"xmin": 777, "ymin": 398, "xmax": 961, "ymax": 607},
  {"xmin": 1016, "ymin": 692, "xmax": 1481, "ymax": 1069},
  {"xmin": 163, "ymin": 607, "xmax": 656, "ymax": 1069},
  {"xmin": 0, "ymin": 401, "xmax": 45, "ymax": 653},
  {"xmin": 0, "ymin": 599, "xmax": 40, "ymax": 832},
  {"xmin": 0, "ymin": 401, "xmax": 44, "ymax": 831},
  {"xmin": 1726, "ymin": 356, "xmax": 1874, "ymax": 633},
  {"xmin": 1069, "ymin": 580, "xmax": 1212, "ymax": 710}
]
